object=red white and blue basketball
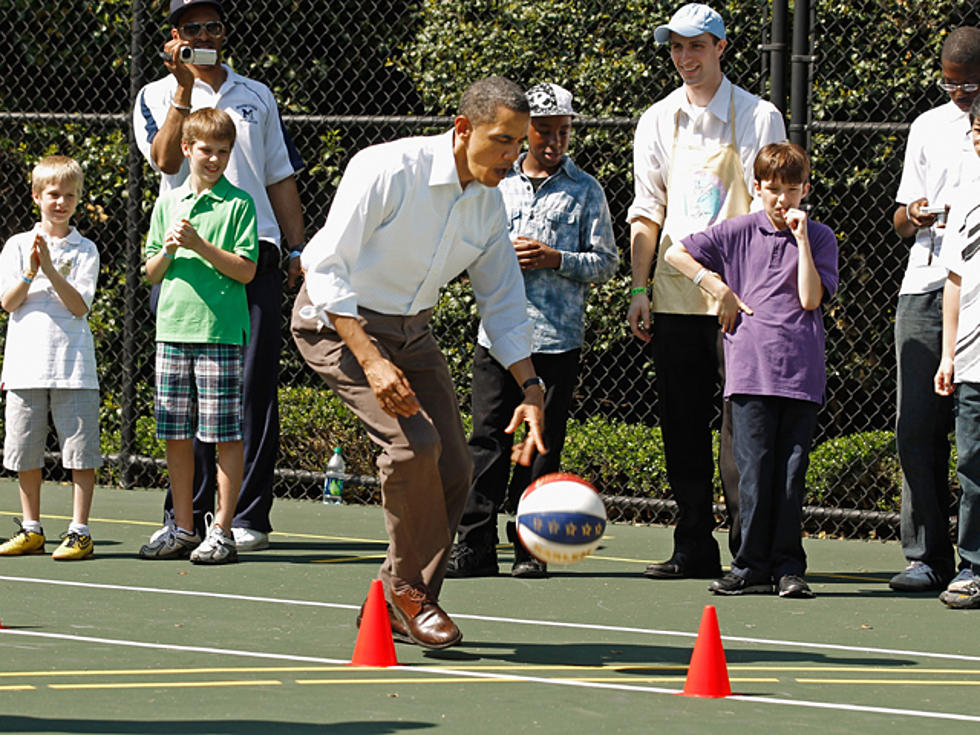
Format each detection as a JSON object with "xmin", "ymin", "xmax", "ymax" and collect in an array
[{"xmin": 515, "ymin": 472, "xmax": 607, "ymax": 565}]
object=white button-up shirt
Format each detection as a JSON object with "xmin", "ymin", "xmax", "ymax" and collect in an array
[
  {"xmin": 134, "ymin": 64, "xmax": 303, "ymax": 248},
  {"xmin": 302, "ymin": 129, "xmax": 532, "ymax": 368},
  {"xmin": 896, "ymin": 100, "xmax": 979, "ymax": 295},
  {"xmin": 627, "ymin": 76, "xmax": 786, "ymax": 226}
]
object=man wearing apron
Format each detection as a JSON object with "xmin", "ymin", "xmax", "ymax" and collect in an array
[{"xmin": 626, "ymin": 3, "xmax": 786, "ymax": 579}]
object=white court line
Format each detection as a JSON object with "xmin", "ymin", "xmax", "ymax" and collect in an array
[
  {"xmin": 1, "ymin": 628, "xmax": 979, "ymax": 724},
  {"xmin": 2, "ymin": 575, "xmax": 978, "ymax": 665}
]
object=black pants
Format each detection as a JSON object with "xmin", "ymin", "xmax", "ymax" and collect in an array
[
  {"xmin": 161, "ymin": 240, "xmax": 282, "ymax": 534},
  {"xmin": 456, "ymin": 345, "xmax": 580, "ymax": 547},
  {"xmin": 651, "ymin": 313, "xmax": 740, "ymax": 564}
]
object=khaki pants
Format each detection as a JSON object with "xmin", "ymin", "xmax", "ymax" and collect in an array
[{"xmin": 291, "ymin": 285, "xmax": 472, "ymax": 599}]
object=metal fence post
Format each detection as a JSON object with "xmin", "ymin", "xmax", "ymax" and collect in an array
[
  {"xmin": 789, "ymin": 0, "xmax": 811, "ymax": 147},
  {"xmin": 122, "ymin": 0, "xmax": 148, "ymax": 488}
]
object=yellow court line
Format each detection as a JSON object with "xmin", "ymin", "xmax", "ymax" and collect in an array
[
  {"xmin": 48, "ymin": 679, "xmax": 283, "ymax": 690},
  {"xmin": 797, "ymin": 678, "xmax": 980, "ymax": 686},
  {"xmin": 0, "ymin": 665, "xmax": 355, "ymax": 678},
  {"xmin": 296, "ymin": 676, "xmax": 779, "ymax": 686},
  {"xmin": 9, "ymin": 663, "xmax": 974, "ymax": 679},
  {"xmin": 312, "ymin": 554, "xmax": 388, "ymax": 564},
  {"xmin": 730, "ymin": 666, "xmax": 980, "ymax": 674},
  {"xmin": 0, "ymin": 685, "xmax": 35, "ymax": 691}
]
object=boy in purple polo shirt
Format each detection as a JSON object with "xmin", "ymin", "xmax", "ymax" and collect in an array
[{"xmin": 665, "ymin": 142, "xmax": 839, "ymax": 598}]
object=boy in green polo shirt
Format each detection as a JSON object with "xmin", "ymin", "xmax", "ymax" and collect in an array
[{"xmin": 139, "ymin": 107, "xmax": 258, "ymax": 564}]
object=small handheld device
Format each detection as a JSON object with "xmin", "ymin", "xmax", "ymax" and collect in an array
[
  {"xmin": 920, "ymin": 204, "xmax": 948, "ymax": 225},
  {"xmin": 161, "ymin": 47, "xmax": 218, "ymax": 66}
]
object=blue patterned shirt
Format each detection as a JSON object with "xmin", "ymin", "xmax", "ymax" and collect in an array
[{"xmin": 478, "ymin": 154, "xmax": 618, "ymax": 354}]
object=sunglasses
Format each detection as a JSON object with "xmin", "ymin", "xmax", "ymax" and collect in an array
[
  {"xmin": 937, "ymin": 80, "xmax": 980, "ymax": 94},
  {"xmin": 179, "ymin": 21, "xmax": 225, "ymax": 39}
]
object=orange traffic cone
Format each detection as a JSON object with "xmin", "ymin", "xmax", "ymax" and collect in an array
[
  {"xmin": 677, "ymin": 604, "xmax": 732, "ymax": 698},
  {"xmin": 350, "ymin": 579, "xmax": 398, "ymax": 667}
]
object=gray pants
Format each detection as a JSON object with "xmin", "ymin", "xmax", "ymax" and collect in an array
[
  {"xmin": 895, "ymin": 291, "xmax": 956, "ymax": 577},
  {"xmin": 291, "ymin": 285, "xmax": 472, "ymax": 599}
]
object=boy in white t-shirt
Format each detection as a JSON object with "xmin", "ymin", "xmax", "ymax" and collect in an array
[
  {"xmin": 0, "ymin": 156, "xmax": 102, "ymax": 560},
  {"xmin": 933, "ymin": 94, "xmax": 980, "ymax": 609}
]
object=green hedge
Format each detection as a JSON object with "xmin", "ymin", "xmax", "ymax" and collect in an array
[{"xmin": 275, "ymin": 385, "xmax": 930, "ymax": 514}]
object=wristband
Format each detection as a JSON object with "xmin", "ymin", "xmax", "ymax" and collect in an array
[
  {"xmin": 163, "ymin": 252, "xmax": 174, "ymax": 259},
  {"xmin": 692, "ymin": 267, "xmax": 710, "ymax": 286},
  {"xmin": 521, "ymin": 376, "xmax": 545, "ymax": 393},
  {"xmin": 289, "ymin": 250, "xmax": 303, "ymax": 259},
  {"xmin": 629, "ymin": 286, "xmax": 647, "ymax": 296},
  {"xmin": 22, "ymin": 273, "xmax": 34, "ymax": 284},
  {"xmin": 171, "ymin": 101, "xmax": 191, "ymax": 112}
]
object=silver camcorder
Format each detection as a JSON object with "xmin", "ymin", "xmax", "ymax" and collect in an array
[{"xmin": 161, "ymin": 47, "xmax": 218, "ymax": 66}]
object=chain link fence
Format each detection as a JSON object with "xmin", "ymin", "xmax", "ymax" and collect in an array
[{"xmin": 1, "ymin": 0, "xmax": 977, "ymax": 540}]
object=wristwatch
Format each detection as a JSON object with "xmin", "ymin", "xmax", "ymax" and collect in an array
[{"xmin": 521, "ymin": 376, "xmax": 546, "ymax": 393}]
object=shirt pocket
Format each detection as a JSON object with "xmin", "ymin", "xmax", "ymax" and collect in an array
[{"xmin": 545, "ymin": 206, "xmax": 580, "ymax": 250}]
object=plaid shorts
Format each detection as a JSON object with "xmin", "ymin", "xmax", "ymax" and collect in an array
[{"xmin": 154, "ymin": 342, "xmax": 244, "ymax": 443}]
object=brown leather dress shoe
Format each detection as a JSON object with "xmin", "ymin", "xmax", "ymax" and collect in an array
[
  {"xmin": 356, "ymin": 600, "xmax": 414, "ymax": 645},
  {"xmin": 388, "ymin": 583, "xmax": 462, "ymax": 649}
]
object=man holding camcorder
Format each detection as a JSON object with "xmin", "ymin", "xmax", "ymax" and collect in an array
[{"xmin": 133, "ymin": 0, "xmax": 307, "ymax": 553}]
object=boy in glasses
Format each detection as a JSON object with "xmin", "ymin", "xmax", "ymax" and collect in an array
[
  {"xmin": 890, "ymin": 26, "xmax": 980, "ymax": 593},
  {"xmin": 133, "ymin": 0, "xmax": 307, "ymax": 553},
  {"xmin": 666, "ymin": 143, "xmax": 839, "ymax": 598}
]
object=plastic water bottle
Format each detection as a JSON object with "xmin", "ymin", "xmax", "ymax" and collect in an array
[{"xmin": 323, "ymin": 447, "xmax": 345, "ymax": 505}]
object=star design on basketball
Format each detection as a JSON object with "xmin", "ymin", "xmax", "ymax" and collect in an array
[
  {"xmin": 582, "ymin": 523, "xmax": 593, "ymax": 537},
  {"xmin": 548, "ymin": 520, "xmax": 559, "ymax": 534},
  {"xmin": 565, "ymin": 522, "xmax": 577, "ymax": 536},
  {"xmin": 533, "ymin": 517, "xmax": 543, "ymax": 532}
]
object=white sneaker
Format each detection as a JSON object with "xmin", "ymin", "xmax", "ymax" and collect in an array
[
  {"xmin": 190, "ymin": 524, "xmax": 239, "ymax": 565},
  {"xmin": 139, "ymin": 526, "xmax": 201, "ymax": 559},
  {"xmin": 948, "ymin": 567, "xmax": 977, "ymax": 593},
  {"xmin": 148, "ymin": 509, "xmax": 176, "ymax": 544},
  {"xmin": 232, "ymin": 527, "xmax": 270, "ymax": 551}
]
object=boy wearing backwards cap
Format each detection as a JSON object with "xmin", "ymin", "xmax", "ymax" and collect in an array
[
  {"xmin": 448, "ymin": 83, "xmax": 618, "ymax": 579},
  {"xmin": 627, "ymin": 3, "xmax": 786, "ymax": 580}
]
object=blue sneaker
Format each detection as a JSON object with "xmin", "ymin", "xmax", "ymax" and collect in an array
[{"xmin": 889, "ymin": 561, "xmax": 947, "ymax": 592}]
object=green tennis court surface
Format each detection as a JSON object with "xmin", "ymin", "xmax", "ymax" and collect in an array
[{"xmin": 0, "ymin": 479, "xmax": 978, "ymax": 734}]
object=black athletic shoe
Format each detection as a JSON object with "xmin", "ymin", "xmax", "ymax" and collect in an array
[
  {"xmin": 777, "ymin": 574, "xmax": 815, "ymax": 599},
  {"xmin": 445, "ymin": 541, "xmax": 499, "ymax": 578},
  {"xmin": 709, "ymin": 571, "xmax": 774, "ymax": 596},
  {"xmin": 507, "ymin": 521, "xmax": 548, "ymax": 578}
]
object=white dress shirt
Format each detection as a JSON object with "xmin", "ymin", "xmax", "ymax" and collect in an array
[
  {"xmin": 627, "ymin": 76, "xmax": 786, "ymax": 226},
  {"xmin": 134, "ymin": 64, "xmax": 303, "ymax": 248},
  {"xmin": 302, "ymin": 129, "xmax": 532, "ymax": 368},
  {"xmin": 896, "ymin": 100, "xmax": 978, "ymax": 295}
]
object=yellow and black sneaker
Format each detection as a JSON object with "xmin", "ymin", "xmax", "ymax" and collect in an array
[
  {"xmin": 0, "ymin": 520, "xmax": 46, "ymax": 555},
  {"xmin": 52, "ymin": 530, "xmax": 94, "ymax": 561}
]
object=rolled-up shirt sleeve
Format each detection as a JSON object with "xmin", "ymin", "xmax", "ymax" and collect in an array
[
  {"xmin": 302, "ymin": 148, "xmax": 393, "ymax": 325},
  {"xmin": 470, "ymin": 221, "xmax": 533, "ymax": 369},
  {"xmin": 626, "ymin": 111, "xmax": 667, "ymax": 226}
]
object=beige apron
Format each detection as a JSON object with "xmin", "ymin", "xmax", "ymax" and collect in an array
[{"xmin": 651, "ymin": 92, "xmax": 752, "ymax": 315}]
